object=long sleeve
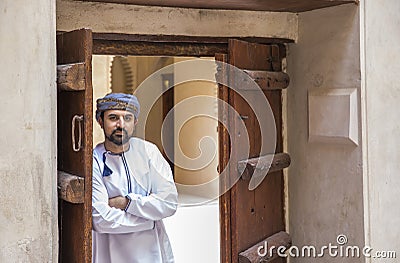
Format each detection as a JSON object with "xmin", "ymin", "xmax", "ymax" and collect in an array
[
  {"xmin": 125, "ymin": 144, "xmax": 178, "ymax": 221},
  {"xmin": 92, "ymin": 157, "xmax": 154, "ymax": 234}
]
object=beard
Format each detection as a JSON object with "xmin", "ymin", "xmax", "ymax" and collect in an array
[{"xmin": 105, "ymin": 128, "xmax": 134, "ymax": 146}]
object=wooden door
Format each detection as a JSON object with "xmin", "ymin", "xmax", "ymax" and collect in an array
[
  {"xmin": 218, "ymin": 40, "xmax": 291, "ymax": 263},
  {"xmin": 57, "ymin": 28, "xmax": 93, "ymax": 263}
]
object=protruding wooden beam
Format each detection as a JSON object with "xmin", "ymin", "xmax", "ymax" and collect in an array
[
  {"xmin": 57, "ymin": 62, "xmax": 86, "ymax": 91},
  {"xmin": 238, "ymin": 153, "xmax": 291, "ymax": 180},
  {"xmin": 242, "ymin": 70, "xmax": 290, "ymax": 90},
  {"xmin": 57, "ymin": 170, "xmax": 85, "ymax": 204},
  {"xmin": 239, "ymin": 231, "xmax": 292, "ymax": 263}
]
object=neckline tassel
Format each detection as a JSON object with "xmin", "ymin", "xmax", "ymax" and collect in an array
[{"xmin": 102, "ymin": 152, "xmax": 113, "ymax": 177}]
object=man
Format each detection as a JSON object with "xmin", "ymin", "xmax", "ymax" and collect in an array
[{"xmin": 92, "ymin": 93, "xmax": 178, "ymax": 263}]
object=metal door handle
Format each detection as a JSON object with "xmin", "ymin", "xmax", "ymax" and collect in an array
[{"xmin": 72, "ymin": 115, "xmax": 83, "ymax": 152}]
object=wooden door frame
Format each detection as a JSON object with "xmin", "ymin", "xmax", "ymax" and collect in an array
[{"xmin": 91, "ymin": 33, "xmax": 292, "ymax": 263}]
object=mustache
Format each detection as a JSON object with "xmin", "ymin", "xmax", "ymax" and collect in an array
[{"xmin": 111, "ymin": 128, "xmax": 129, "ymax": 136}]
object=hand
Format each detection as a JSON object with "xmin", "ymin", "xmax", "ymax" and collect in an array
[{"xmin": 108, "ymin": 196, "xmax": 129, "ymax": 210}]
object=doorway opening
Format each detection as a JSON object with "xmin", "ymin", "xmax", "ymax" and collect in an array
[
  {"xmin": 92, "ymin": 54, "xmax": 220, "ymax": 263},
  {"xmin": 57, "ymin": 29, "xmax": 290, "ymax": 262}
]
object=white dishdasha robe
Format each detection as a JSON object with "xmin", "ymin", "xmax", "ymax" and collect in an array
[{"xmin": 92, "ymin": 137, "xmax": 178, "ymax": 263}]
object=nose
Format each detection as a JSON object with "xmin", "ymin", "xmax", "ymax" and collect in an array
[{"xmin": 116, "ymin": 116, "xmax": 125, "ymax": 128}]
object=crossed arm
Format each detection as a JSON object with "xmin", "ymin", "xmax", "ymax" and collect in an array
[
  {"xmin": 108, "ymin": 147, "xmax": 178, "ymax": 220},
  {"xmin": 123, "ymin": 147, "xmax": 178, "ymax": 221},
  {"xmin": 92, "ymin": 147, "xmax": 178, "ymax": 234},
  {"xmin": 92, "ymin": 167, "xmax": 154, "ymax": 234},
  {"xmin": 108, "ymin": 196, "xmax": 129, "ymax": 210}
]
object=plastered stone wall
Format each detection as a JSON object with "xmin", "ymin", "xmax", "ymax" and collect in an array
[
  {"xmin": 286, "ymin": 5, "xmax": 364, "ymax": 262},
  {"xmin": 360, "ymin": 0, "xmax": 400, "ymax": 261},
  {"xmin": 56, "ymin": 0, "xmax": 298, "ymax": 41},
  {"xmin": 0, "ymin": 0, "xmax": 57, "ymax": 262}
]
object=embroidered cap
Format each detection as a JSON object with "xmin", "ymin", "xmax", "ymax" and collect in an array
[{"xmin": 95, "ymin": 93, "xmax": 140, "ymax": 121}]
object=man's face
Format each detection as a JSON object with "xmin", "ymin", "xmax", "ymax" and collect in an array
[{"xmin": 100, "ymin": 109, "xmax": 137, "ymax": 146}]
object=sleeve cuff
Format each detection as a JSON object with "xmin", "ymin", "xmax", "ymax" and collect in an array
[{"xmin": 124, "ymin": 195, "xmax": 132, "ymax": 212}]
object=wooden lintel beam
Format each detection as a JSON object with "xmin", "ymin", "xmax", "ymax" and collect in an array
[
  {"xmin": 238, "ymin": 152, "xmax": 291, "ymax": 180},
  {"xmin": 91, "ymin": 33, "xmax": 294, "ymax": 45},
  {"xmin": 57, "ymin": 170, "xmax": 85, "ymax": 204},
  {"xmin": 93, "ymin": 39, "xmax": 227, "ymax": 57},
  {"xmin": 243, "ymin": 70, "xmax": 290, "ymax": 90},
  {"xmin": 57, "ymin": 62, "xmax": 86, "ymax": 91},
  {"xmin": 239, "ymin": 231, "xmax": 292, "ymax": 263}
]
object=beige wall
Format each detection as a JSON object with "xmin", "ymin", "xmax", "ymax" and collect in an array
[
  {"xmin": 173, "ymin": 58, "xmax": 219, "ymax": 195},
  {"xmin": 93, "ymin": 55, "xmax": 113, "ymax": 146},
  {"xmin": 0, "ymin": 0, "xmax": 57, "ymax": 262},
  {"xmin": 56, "ymin": 0, "xmax": 298, "ymax": 41},
  {"xmin": 133, "ymin": 57, "xmax": 174, "ymax": 149},
  {"xmin": 287, "ymin": 5, "xmax": 364, "ymax": 262},
  {"xmin": 360, "ymin": 0, "xmax": 400, "ymax": 261}
]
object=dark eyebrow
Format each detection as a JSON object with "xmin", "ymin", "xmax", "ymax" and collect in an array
[{"xmin": 107, "ymin": 113, "xmax": 134, "ymax": 118}]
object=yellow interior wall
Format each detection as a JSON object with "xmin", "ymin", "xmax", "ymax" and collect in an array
[
  {"xmin": 173, "ymin": 57, "xmax": 219, "ymax": 189},
  {"xmin": 130, "ymin": 57, "xmax": 174, "ymax": 148},
  {"xmin": 92, "ymin": 55, "xmax": 112, "ymax": 147}
]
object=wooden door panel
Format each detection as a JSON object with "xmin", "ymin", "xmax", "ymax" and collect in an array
[
  {"xmin": 57, "ymin": 28, "xmax": 93, "ymax": 263},
  {"xmin": 222, "ymin": 39, "xmax": 286, "ymax": 262}
]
